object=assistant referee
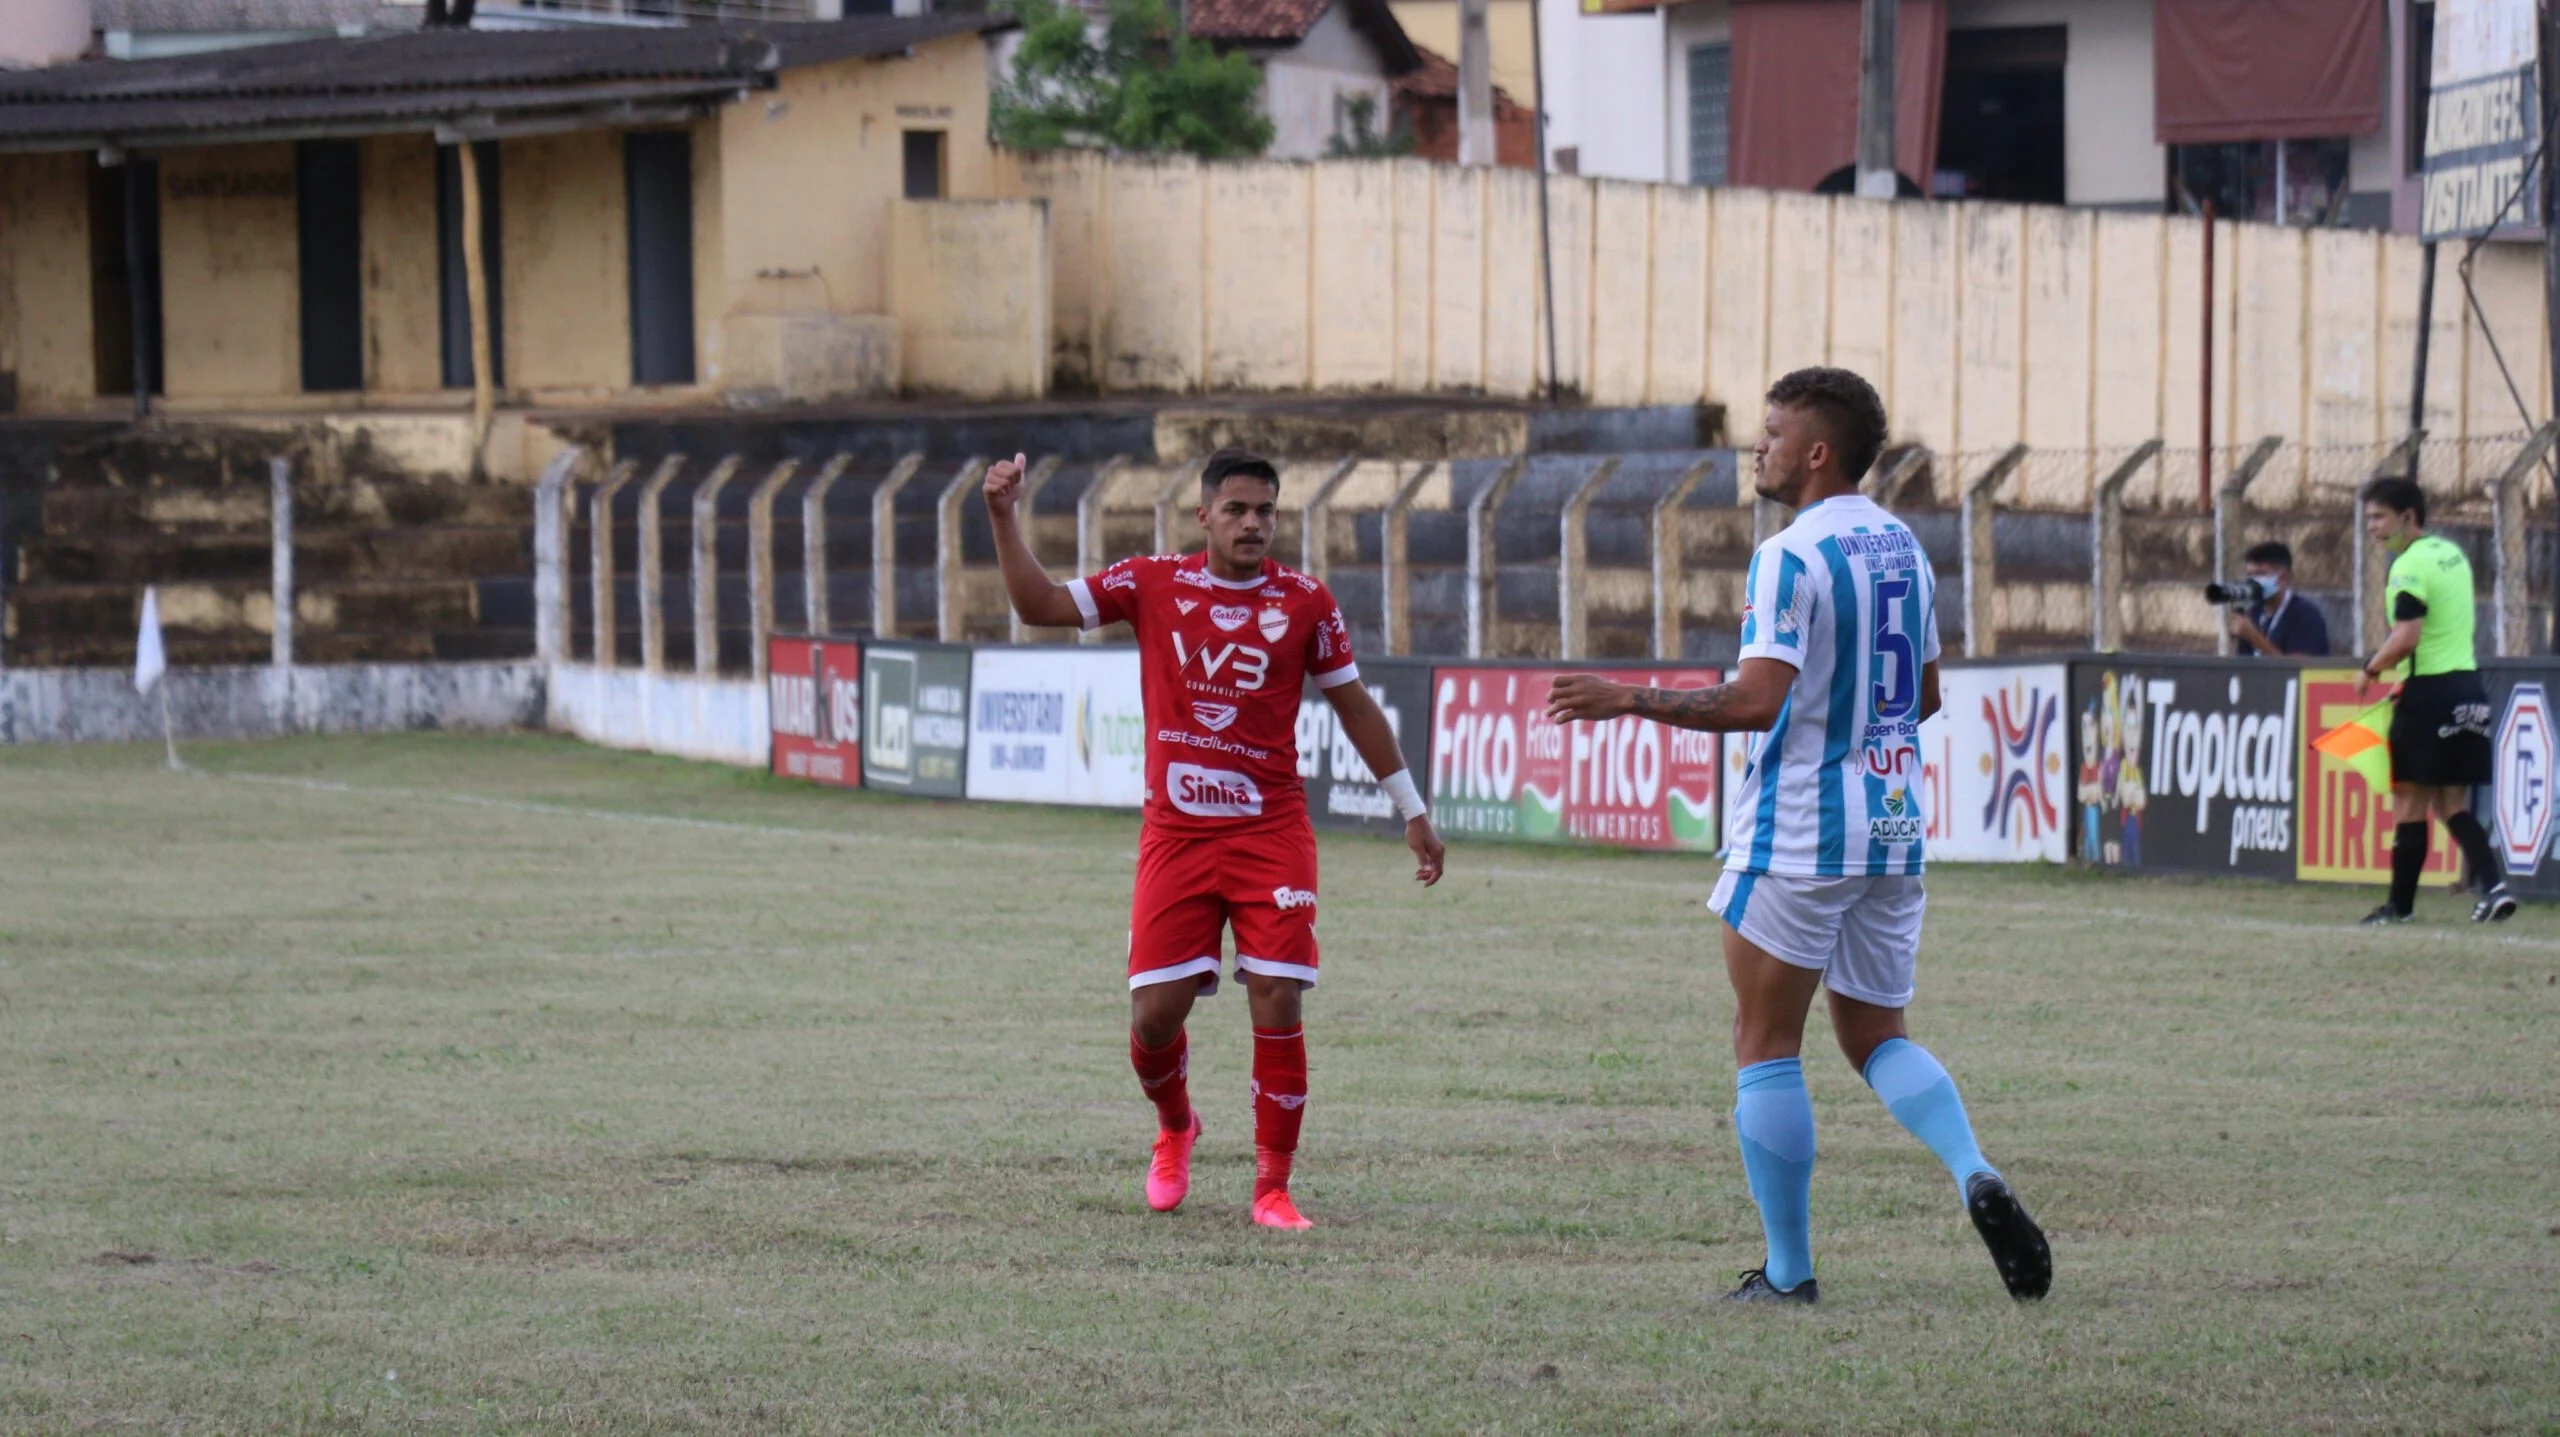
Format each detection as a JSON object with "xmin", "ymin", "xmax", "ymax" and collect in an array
[{"xmin": 2355, "ymin": 476, "xmax": 2514, "ymax": 925}]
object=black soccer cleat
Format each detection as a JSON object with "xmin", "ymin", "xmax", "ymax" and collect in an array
[
  {"xmin": 2359, "ymin": 903, "xmax": 2413, "ymax": 927},
  {"xmin": 1964, "ymin": 1172, "xmax": 2052, "ymax": 1302},
  {"xmin": 2471, "ymin": 884, "xmax": 2518, "ymax": 924},
  {"xmin": 1722, "ymin": 1268, "xmax": 1819, "ymax": 1305}
]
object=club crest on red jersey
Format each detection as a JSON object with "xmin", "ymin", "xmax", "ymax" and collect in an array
[
  {"xmin": 1210, "ymin": 604, "xmax": 1250, "ymax": 632},
  {"xmin": 1258, "ymin": 607, "xmax": 1290, "ymax": 643}
]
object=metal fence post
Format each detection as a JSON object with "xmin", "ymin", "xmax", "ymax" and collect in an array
[
  {"xmin": 1009, "ymin": 456, "xmax": 1066, "ymax": 644},
  {"xmin": 1960, "ymin": 446, "xmax": 2028, "ymax": 658},
  {"xmin": 1650, "ymin": 455, "xmax": 1716, "ymax": 661},
  {"xmin": 689, "ymin": 456, "xmax": 743, "ymax": 676},
  {"xmin": 270, "ymin": 456, "xmax": 293, "ymax": 670},
  {"xmin": 2209, "ymin": 436, "xmax": 2286, "ymax": 656},
  {"xmin": 1864, "ymin": 445, "xmax": 1930, "ymax": 509},
  {"xmin": 793, "ymin": 454, "xmax": 852, "ymax": 638},
  {"xmin": 1557, "ymin": 457, "xmax": 1622, "ymax": 660},
  {"xmin": 531, "ymin": 447, "xmax": 581, "ymax": 667},
  {"xmin": 1299, "ymin": 458, "xmax": 1359, "ymax": 581},
  {"xmin": 1153, "ymin": 468, "xmax": 1196, "ymax": 555},
  {"xmin": 2491, "ymin": 422, "xmax": 2560, "ymax": 655},
  {"xmin": 2088, "ymin": 440, "xmax": 2162, "ymax": 652},
  {"xmin": 870, "ymin": 452, "xmax": 928, "ymax": 639},
  {"xmin": 1075, "ymin": 455, "xmax": 1130, "ymax": 644},
  {"xmin": 1465, "ymin": 457, "xmax": 1528, "ymax": 658},
  {"xmin": 1382, "ymin": 462, "xmax": 1439, "ymax": 657},
  {"xmin": 745, "ymin": 458, "xmax": 800, "ymax": 680},
  {"xmin": 590, "ymin": 458, "xmax": 645, "ymax": 667},
  {"xmin": 935, "ymin": 456, "xmax": 988, "ymax": 644},
  {"xmin": 636, "ymin": 454, "xmax": 686, "ymax": 673}
]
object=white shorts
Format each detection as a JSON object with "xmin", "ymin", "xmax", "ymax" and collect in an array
[{"xmin": 1707, "ymin": 868, "xmax": 1924, "ymax": 1009}]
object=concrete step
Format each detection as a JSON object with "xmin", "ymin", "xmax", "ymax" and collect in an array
[
  {"xmin": 17, "ymin": 526, "xmax": 527, "ymax": 585},
  {"xmin": 41, "ymin": 480, "xmax": 531, "ymax": 536}
]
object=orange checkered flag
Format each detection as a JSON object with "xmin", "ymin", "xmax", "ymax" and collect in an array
[{"xmin": 2313, "ymin": 699, "xmax": 2394, "ymax": 793}]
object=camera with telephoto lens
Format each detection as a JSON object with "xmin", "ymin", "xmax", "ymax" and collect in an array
[{"xmin": 2201, "ymin": 575, "xmax": 2279, "ymax": 608}]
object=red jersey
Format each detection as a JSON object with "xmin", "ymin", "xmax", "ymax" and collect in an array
[{"xmin": 1068, "ymin": 552, "xmax": 1360, "ymax": 837}]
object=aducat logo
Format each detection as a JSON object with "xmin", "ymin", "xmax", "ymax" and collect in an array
[
  {"xmin": 1869, "ymin": 786, "xmax": 1921, "ymax": 845},
  {"xmin": 1169, "ymin": 762, "xmax": 1263, "ymax": 817},
  {"xmin": 1271, "ymin": 885, "xmax": 1316, "ymax": 911}
]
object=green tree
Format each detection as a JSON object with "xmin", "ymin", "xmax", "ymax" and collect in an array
[
  {"xmin": 1323, "ymin": 93, "xmax": 1413, "ymax": 159},
  {"xmin": 992, "ymin": 0, "xmax": 1276, "ymax": 159}
]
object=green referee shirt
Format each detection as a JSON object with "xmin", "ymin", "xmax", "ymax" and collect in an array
[{"xmin": 2385, "ymin": 532, "xmax": 2477, "ymax": 677}]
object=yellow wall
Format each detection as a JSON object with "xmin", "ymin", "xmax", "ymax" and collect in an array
[
  {"xmin": 1587, "ymin": 180, "xmax": 1651, "ymax": 408},
  {"xmin": 2090, "ymin": 211, "xmax": 2163, "ymax": 452},
  {"xmin": 1391, "ymin": 159, "xmax": 1434, "ymax": 392},
  {"xmin": 1203, "ymin": 163, "xmax": 1312, "ymax": 390},
  {"xmin": 158, "ymin": 144, "xmax": 300, "ymax": 401},
  {"xmin": 1827, "ymin": 197, "xmax": 1890, "ymax": 415},
  {"xmin": 361, "ymin": 136, "xmax": 443, "ymax": 396},
  {"xmin": 500, "ymin": 130, "xmax": 628, "ymax": 395},
  {"xmin": 1891, "ymin": 202, "xmax": 1960, "ymax": 455},
  {"xmin": 0, "ymin": 152, "xmax": 96, "ymax": 410},
  {"xmin": 1102, "ymin": 157, "xmax": 1206, "ymax": 392},
  {"xmin": 1481, "ymin": 166, "xmax": 1540, "ymax": 398},
  {"xmin": 1430, "ymin": 165, "xmax": 1484, "ymax": 391},
  {"xmin": 1310, "ymin": 160, "xmax": 1397, "ymax": 390},
  {"xmin": 1646, "ymin": 183, "xmax": 1708, "ymax": 407},
  {"xmin": 889, "ymin": 199, "xmax": 1047, "ymax": 399},
  {"xmin": 1705, "ymin": 186, "xmax": 1770, "ymax": 437}
]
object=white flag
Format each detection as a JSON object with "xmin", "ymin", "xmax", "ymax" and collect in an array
[{"xmin": 134, "ymin": 585, "xmax": 166, "ymax": 695}]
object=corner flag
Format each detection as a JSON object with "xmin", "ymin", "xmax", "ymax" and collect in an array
[
  {"xmin": 134, "ymin": 586, "xmax": 166, "ymax": 695},
  {"xmin": 2313, "ymin": 700, "xmax": 2393, "ymax": 793}
]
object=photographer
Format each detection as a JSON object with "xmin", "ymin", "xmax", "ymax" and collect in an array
[
  {"xmin": 2219, "ymin": 541, "xmax": 2330, "ymax": 658},
  {"xmin": 2353, "ymin": 477, "xmax": 2512, "ymax": 926}
]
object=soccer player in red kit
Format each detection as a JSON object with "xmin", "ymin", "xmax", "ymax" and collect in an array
[{"xmin": 986, "ymin": 447, "xmax": 1446, "ymax": 1229}]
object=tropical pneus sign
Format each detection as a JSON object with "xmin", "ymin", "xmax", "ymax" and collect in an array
[
  {"xmin": 2068, "ymin": 660, "xmax": 2297, "ymax": 877},
  {"xmin": 862, "ymin": 641, "xmax": 972, "ymax": 797},
  {"xmin": 2481, "ymin": 668, "xmax": 2560, "ymax": 898},
  {"xmin": 964, "ymin": 647, "xmax": 1147, "ymax": 807},
  {"xmin": 2295, "ymin": 668, "xmax": 2459, "ymax": 884},
  {"xmin": 1429, "ymin": 665, "xmax": 1720, "ymax": 851},
  {"xmin": 2420, "ymin": 0, "xmax": 2541, "ymax": 240},
  {"xmin": 1918, "ymin": 663, "xmax": 2069, "ymax": 863},
  {"xmin": 1298, "ymin": 658, "xmax": 1434, "ymax": 835},
  {"xmin": 768, "ymin": 637, "xmax": 862, "ymax": 787}
]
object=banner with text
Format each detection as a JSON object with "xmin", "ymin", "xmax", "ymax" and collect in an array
[
  {"xmin": 1429, "ymin": 665, "xmax": 1721, "ymax": 851},
  {"xmin": 863, "ymin": 641, "xmax": 972, "ymax": 797},
  {"xmin": 1919, "ymin": 663, "xmax": 2071, "ymax": 863},
  {"xmin": 2420, "ymin": 0, "xmax": 2542, "ymax": 240},
  {"xmin": 767, "ymin": 637, "xmax": 863, "ymax": 788},
  {"xmin": 1300, "ymin": 658, "xmax": 1436, "ymax": 835},
  {"xmin": 2295, "ymin": 668, "xmax": 2460, "ymax": 884},
  {"xmin": 2477, "ymin": 664, "xmax": 2560, "ymax": 897},
  {"xmin": 2068, "ymin": 659, "xmax": 2300, "ymax": 878},
  {"xmin": 964, "ymin": 647, "xmax": 1147, "ymax": 807}
]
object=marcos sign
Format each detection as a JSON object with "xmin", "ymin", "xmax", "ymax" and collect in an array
[
  {"xmin": 768, "ymin": 636, "xmax": 861, "ymax": 788},
  {"xmin": 1429, "ymin": 665, "xmax": 1721, "ymax": 851}
]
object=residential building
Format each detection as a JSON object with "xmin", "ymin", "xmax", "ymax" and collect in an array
[
  {"xmin": 1185, "ymin": 0, "xmax": 1424, "ymax": 158},
  {"xmin": 1393, "ymin": 42, "xmax": 1536, "ymax": 165}
]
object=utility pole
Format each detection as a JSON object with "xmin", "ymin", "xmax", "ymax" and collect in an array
[
  {"xmin": 1459, "ymin": 0, "xmax": 1494, "ymax": 166},
  {"xmin": 1854, "ymin": 0, "xmax": 1897, "ymax": 198}
]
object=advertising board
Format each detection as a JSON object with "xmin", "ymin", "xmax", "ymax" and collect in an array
[
  {"xmin": 1918, "ymin": 663, "xmax": 2070, "ymax": 863},
  {"xmin": 2478, "ymin": 666, "xmax": 2560, "ymax": 898},
  {"xmin": 1298, "ymin": 658, "xmax": 1436, "ymax": 835},
  {"xmin": 2419, "ymin": 0, "xmax": 2542, "ymax": 240},
  {"xmin": 963, "ymin": 647, "xmax": 1147, "ymax": 807},
  {"xmin": 862, "ymin": 641, "xmax": 972, "ymax": 797},
  {"xmin": 767, "ymin": 637, "xmax": 862, "ymax": 788},
  {"xmin": 1428, "ymin": 665, "xmax": 1720, "ymax": 851},
  {"xmin": 2295, "ymin": 668, "xmax": 2459, "ymax": 885},
  {"xmin": 2069, "ymin": 659, "xmax": 2299, "ymax": 878}
]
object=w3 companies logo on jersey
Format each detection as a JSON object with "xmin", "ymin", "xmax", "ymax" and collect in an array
[
  {"xmin": 1917, "ymin": 664, "xmax": 2068, "ymax": 863},
  {"xmin": 1428, "ymin": 666, "xmax": 1721, "ymax": 851},
  {"xmin": 2068, "ymin": 660, "xmax": 2297, "ymax": 877}
]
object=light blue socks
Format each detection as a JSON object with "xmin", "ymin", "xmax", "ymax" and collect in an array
[
  {"xmin": 1863, "ymin": 1037, "xmax": 1996, "ymax": 1197},
  {"xmin": 1733, "ymin": 1057, "xmax": 1817, "ymax": 1292}
]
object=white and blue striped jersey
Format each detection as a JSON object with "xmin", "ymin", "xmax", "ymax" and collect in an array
[{"xmin": 1723, "ymin": 494, "xmax": 1941, "ymax": 877}]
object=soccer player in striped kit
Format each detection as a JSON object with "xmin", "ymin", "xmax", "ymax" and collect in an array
[{"xmin": 1545, "ymin": 367, "xmax": 2050, "ymax": 1304}]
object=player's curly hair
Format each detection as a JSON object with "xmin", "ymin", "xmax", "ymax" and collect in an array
[
  {"xmin": 1766, "ymin": 366, "xmax": 1889, "ymax": 482},
  {"xmin": 2359, "ymin": 475, "xmax": 2426, "ymax": 527},
  {"xmin": 1200, "ymin": 448, "xmax": 1281, "ymax": 501}
]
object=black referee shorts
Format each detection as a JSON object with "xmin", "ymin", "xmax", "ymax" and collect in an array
[{"xmin": 2388, "ymin": 671, "xmax": 2493, "ymax": 788}]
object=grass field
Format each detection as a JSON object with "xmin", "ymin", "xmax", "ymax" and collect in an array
[{"xmin": 3, "ymin": 733, "xmax": 2556, "ymax": 1434}]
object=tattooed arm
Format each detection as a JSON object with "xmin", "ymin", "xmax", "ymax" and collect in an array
[{"xmin": 1544, "ymin": 658, "xmax": 1797, "ymax": 733}]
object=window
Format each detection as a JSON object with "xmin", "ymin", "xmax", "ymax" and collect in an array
[
  {"xmin": 625, "ymin": 130, "xmax": 697, "ymax": 387},
  {"xmin": 1688, "ymin": 43, "xmax": 1731, "ymax": 186},
  {"xmin": 1933, "ymin": 25, "xmax": 2067, "ymax": 203},
  {"xmin": 296, "ymin": 140, "xmax": 363, "ymax": 393},
  {"xmin": 903, "ymin": 130, "xmax": 945, "ymax": 200},
  {"xmin": 435, "ymin": 141, "xmax": 504, "ymax": 390},
  {"xmin": 2407, "ymin": 0, "xmax": 2435, "ymax": 176}
]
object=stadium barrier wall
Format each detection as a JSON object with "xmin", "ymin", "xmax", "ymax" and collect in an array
[
  {"xmin": 545, "ymin": 663, "xmax": 766, "ymax": 768},
  {"xmin": 0, "ymin": 662, "xmax": 544, "ymax": 745}
]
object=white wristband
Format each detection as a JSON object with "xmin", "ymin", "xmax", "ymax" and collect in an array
[{"xmin": 1381, "ymin": 768, "xmax": 1427, "ymax": 823}]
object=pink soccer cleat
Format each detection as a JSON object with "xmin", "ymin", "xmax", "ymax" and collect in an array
[
  {"xmin": 1146, "ymin": 1113, "xmax": 1202, "ymax": 1212},
  {"xmin": 1250, "ymin": 1188, "xmax": 1313, "ymax": 1230}
]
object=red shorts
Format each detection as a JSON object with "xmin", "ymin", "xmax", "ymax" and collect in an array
[{"xmin": 1127, "ymin": 823, "xmax": 1320, "ymax": 994}]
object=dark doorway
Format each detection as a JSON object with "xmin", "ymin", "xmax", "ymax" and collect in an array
[
  {"xmin": 1933, "ymin": 25, "xmax": 2066, "ymax": 203},
  {"xmin": 436, "ymin": 140, "xmax": 504, "ymax": 390},
  {"xmin": 89, "ymin": 158, "xmax": 163, "ymax": 398},
  {"xmin": 902, "ymin": 130, "xmax": 946, "ymax": 199},
  {"xmin": 624, "ymin": 130, "xmax": 696, "ymax": 386},
  {"xmin": 297, "ymin": 140, "xmax": 364, "ymax": 392}
]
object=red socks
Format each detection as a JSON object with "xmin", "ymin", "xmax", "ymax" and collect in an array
[
  {"xmin": 1252, "ymin": 1026, "xmax": 1308, "ymax": 1197},
  {"xmin": 1130, "ymin": 1029, "xmax": 1192, "ymax": 1134}
]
